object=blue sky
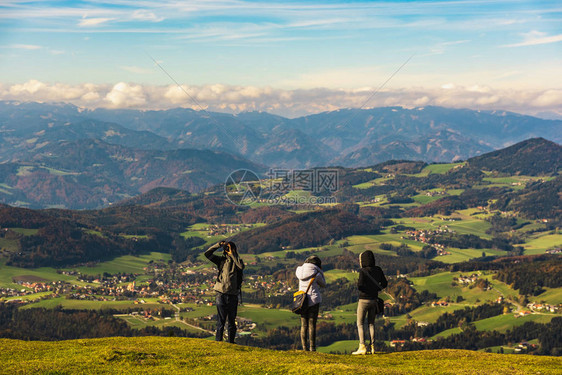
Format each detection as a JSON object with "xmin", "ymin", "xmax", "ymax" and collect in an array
[{"xmin": 0, "ymin": 0, "xmax": 561, "ymax": 117}]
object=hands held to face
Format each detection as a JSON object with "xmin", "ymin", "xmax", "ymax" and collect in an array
[{"xmin": 219, "ymin": 241, "xmax": 232, "ymax": 255}]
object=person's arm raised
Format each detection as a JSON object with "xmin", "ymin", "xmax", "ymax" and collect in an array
[
  {"xmin": 204, "ymin": 242, "xmax": 223, "ymax": 265},
  {"xmin": 316, "ymin": 270, "xmax": 326, "ymax": 287}
]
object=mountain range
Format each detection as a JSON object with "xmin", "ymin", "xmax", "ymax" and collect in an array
[
  {"xmin": 1, "ymin": 101, "xmax": 560, "ymax": 168},
  {"xmin": 0, "ymin": 101, "xmax": 560, "ymax": 208}
]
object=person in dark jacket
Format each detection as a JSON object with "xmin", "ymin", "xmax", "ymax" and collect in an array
[
  {"xmin": 295, "ymin": 255, "xmax": 326, "ymax": 351},
  {"xmin": 352, "ymin": 250, "xmax": 387, "ymax": 355},
  {"xmin": 205, "ymin": 241, "xmax": 245, "ymax": 343}
]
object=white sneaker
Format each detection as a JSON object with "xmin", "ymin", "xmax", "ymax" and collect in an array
[{"xmin": 352, "ymin": 344, "xmax": 367, "ymax": 355}]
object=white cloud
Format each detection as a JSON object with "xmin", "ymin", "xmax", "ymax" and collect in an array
[
  {"xmin": 504, "ymin": 30, "xmax": 562, "ymax": 47},
  {"xmin": 81, "ymin": 91, "xmax": 100, "ymax": 101},
  {"xmin": 531, "ymin": 89, "xmax": 562, "ymax": 107},
  {"xmin": 1, "ymin": 79, "xmax": 562, "ymax": 118},
  {"xmin": 104, "ymin": 82, "xmax": 146, "ymax": 107},
  {"xmin": 6, "ymin": 44, "xmax": 42, "ymax": 50},
  {"xmin": 9, "ymin": 80, "xmax": 46, "ymax": 94},
  {"xmin": 131, "ymin": 9, "xmax": 164, "ymax": 22},
  {"xmin": 78, "ymin": 17, "xmax": 114, "ymax": 27}
]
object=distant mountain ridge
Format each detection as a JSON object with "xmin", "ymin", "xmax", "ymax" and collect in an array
[
  {"xmin": 0, "ymin": 101, "xmax": 560, "ymax": 208},
  {"xmin": 1, "ymin": 101, "xmax": 560, "ymax": 169},
  {"xmin": 0, "ymin": 138, "xmax": 264, "ymax": 209}
]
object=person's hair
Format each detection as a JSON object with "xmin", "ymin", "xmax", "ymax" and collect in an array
[{"xmin": 305, "ymin": 255, "xmax": 322, "ymax": 269}]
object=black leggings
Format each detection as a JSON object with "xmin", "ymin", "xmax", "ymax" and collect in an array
[{"xmin": 300, "ymin": 303, "xmax": 320, "ymax": 351}]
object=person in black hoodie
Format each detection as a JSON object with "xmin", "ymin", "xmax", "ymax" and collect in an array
[{"xmin": 352, "ymin": 250, "xmax": 387, "ymax": 355}]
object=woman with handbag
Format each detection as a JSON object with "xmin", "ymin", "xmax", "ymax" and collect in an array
[
  {"xmin": 295, "ymin": 255, "xmax": 326, "ymax": 351},
  {"xmin": 352, "ymin": 250, "xmax": 387, "ymax": 355}
]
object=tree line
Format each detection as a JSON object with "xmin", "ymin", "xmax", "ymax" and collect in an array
[
  {"xmin": 0, "ymin": 303, "xmax": 207, "ymax": 341},
  {"xmin": 493, "ymin": 258, "xmax": 562, "ymax": 296}
]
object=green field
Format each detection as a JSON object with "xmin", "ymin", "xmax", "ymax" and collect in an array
[
  {"xmin": 409, "ymin": 271, "xmax": 509, "ymax": 304},
  {"xmin": 117, "ymin": 314, "xmax": 205, "ymax": 334},
  {"xmin": 441, "ymin": 218, "xmax": 492, "ymax": 239},
  {"xmin": 20, "ymin": 296, "xmax": 165, "ymax": 310},
  {"xmin": 479, "ymin": 275, "xmax": 519, "ymax": 301},
  {"xmin": 179, "ymin": 303, "xmax": 217, "ymax": 319},
  {"xmin": 180, "ymin": 223, "xmax": 216, "ymax": 241},
  {"xmin": 237, "ymin": 304, "xmax": 301, "ymax": 331},
  {"xmin": 473, "ymin": 313, "xmax": 557, "ymax": 333},
  {"xmin": 418, "ymin": 163, "xmax": 465, "ymax": 176},
  {"xmin": 182, "ymin": 223, "xmax": 267, "ymax": 250},
  {"xmin": 324, "ymin": 302, "xmax": 360, "ymax": 324},
  {"xmin": 413, "ymin": 194, "xmax": 443, "ymax": 204},
  {"xmin": 431, "ymin": 313, "xmax": 558, "ymax": 340},
  {"xmin": 178, "ymin": 303, "xmax": 302, "ymax": 333},
  {"xmin": 6, "ymin": 228, "xmax": 39, "ymax": 236},
  {"xmin": 16, "ymin": 166, "xmax": 34, "ymax": 176},
  {"xmin": 43, "ymin": 166, "xmax": 78, "ymax": 176},
  {"xmin": 324, "ymin": 269, "xmax": 358, "ymax": 283},
  {"xmin": 432, "ymin": 327, "xmax": 462, "ymax": 339},
  {"xmin": 390, "ymin": 304, "xmax": 463, "ymax": 329},
  {"xmin": 352, "ymin": 181, "xmax": 376, "ymax": 189},
  {"xmin": 318, "ymin": 339, "xmax": 359, "ymax": 354},
  {"xmin": 363, "ymin": 232, "xmax": 423, "ymax": 251},
  {"xmin": 0, "ymin": 259, "xmax": 87, "ymax": 289},
  {"xmin": 537, "ymin": 287, "xmax": 562, "ymax": 305},
  {"xmin": 68, "ymin": 252, "xmax": 172, "ymax": 276},
  {"xmin": 523, "ymin": 233, "xmax": 562, "ymax": 255},
  {"xmin": 0, "ymin": 237, "xmax": 18, "ymax": 252},
  {"xmin": 2, "ymin": 291, "xmax": 53, "ymax": 302},
  {"xmin": 1, "ymin": 336, "xmax": 560, "ymax": 375},
  {"xmin": 481, "ymin": 176, "xmax": 553, "ymax": 190}
]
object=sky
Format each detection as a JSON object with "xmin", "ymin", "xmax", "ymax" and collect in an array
[{"xmin": 0, "ymin": 0, "xmax": 561, "ymax": 118}]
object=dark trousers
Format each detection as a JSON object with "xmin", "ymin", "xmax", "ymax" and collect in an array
[
  {"xmin": 215, "ymin": 292, "xmax": 238, "ymax": 343},
  {"xmin": 300, "ymin": 303, "xmax": 320, "ymax": 351}
]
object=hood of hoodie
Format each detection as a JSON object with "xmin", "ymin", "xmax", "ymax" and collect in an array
[
  {"xmin": 296, "ymin": 262, "xmax": 321, "ymax": 281},
  {"xmin": 360, "ymin": 250, "xmax": 375, "ymax": 268}
]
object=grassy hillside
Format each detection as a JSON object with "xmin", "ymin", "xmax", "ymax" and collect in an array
[{"xmin": 1, "ymin": 337, "xmax": 561, "ymax": 375}]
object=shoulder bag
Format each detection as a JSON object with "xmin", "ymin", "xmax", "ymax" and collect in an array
[{"xmin": 291, "ymin": 273, "xmax": 317, "ymax": 315}]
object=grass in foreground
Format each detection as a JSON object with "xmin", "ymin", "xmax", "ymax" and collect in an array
[{"xmin": 1, "ymin": 337, "xmax": 561, "ymax": 375}]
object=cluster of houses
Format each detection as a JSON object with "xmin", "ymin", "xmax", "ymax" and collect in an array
[
  {"xmin": 513, "ymin": 342, "xmax": 538, "ymax": 353},
  {"xmin": 0, "ymin": 280, "xmax": 71, "ymax": 300},
  {"xmin": 52, "ymin": 265, "xmax": 294, "ymax": 309},
  {"xmin": 205, "ymin": 224, "xmax": 252, "ymax": 236},
  {"xmin": 390, "ymin": 337, "xmax": 429, "ymax": 348},
  {"xmin": 402, "ymin": 227, "xmax": 452, "ymax": 256},
  {"xmin": 196, "ymin": 314, "xmax": 257, "ymax": 335},
  {"xmin": 424, "ymin": 190, "xmax": 446, "ymax": 197},
  {"xmin": 246, "ymin": 274, "xmax": 291, "ymax": 296},
  {"xmin": 526, "ymin": 302, "xmax": 559, "ymax": 313},
  {"xmin": 59, "ymin": 270, "xmax": 137, "ymax": 285},
  {"xmin": 455, "ymin": 274, "xmax": 480, "ymax": 285}
]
